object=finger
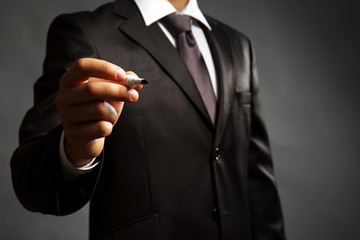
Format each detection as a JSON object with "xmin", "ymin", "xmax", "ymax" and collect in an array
[
  {"xmin": 86, "ymin": 76, "xmax": 143, "ymax": 90},
  {"xmin": 125, "ymin": 71, "xmax": 137, "ymax": 77},
  {"xmin": 60, "ymin": 58, "xmax": 126, "ymax": 89},
  {"xmin": 105, "ymin": 100, "xmax": 124, "ymax": 122},
  {"xmin": 65, "ymin": 137, "xmax": 105, "ymax": 162},
  {"xmin": 60, "ymin": 101, "xmax": 123, "ymax": 127},
  {"xmin": 65, "ymin": 120, "xmax": 114, "ymax": 143},
  {"xmin": 58, "ymin": 80, "xmax": 139, "ymax": 105}
]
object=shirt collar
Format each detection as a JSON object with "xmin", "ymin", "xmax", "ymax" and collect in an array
[{"xmin": 133, "ymin": 0, "xmax": 211, "ymax": 30}]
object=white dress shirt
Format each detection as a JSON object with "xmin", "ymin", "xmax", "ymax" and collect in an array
[
  {"xmin": 134, "ymin": 0, "xmax": 217, "ymax": 96},
  {"xmin": 60, "ymin": 0, "xmax": 217, "ymax": 173}
]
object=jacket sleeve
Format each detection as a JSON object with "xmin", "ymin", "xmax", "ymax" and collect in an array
[
  {"xmin": 247, "ymin": 40, "xmax": 287, "ymax": 239},
  {"xmin": 10, "ymin": 13, "xmax": 102, "ymax": 216}
]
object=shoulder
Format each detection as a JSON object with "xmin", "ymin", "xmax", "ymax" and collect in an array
[
  {"xmin": 49, "ymin": 2, "xmax": 118, "ymax": 32},
  {"xmin": 204, "ymin": 14, "xmax": 252, "ymax": 51},
  {"xmin": 205, "ymin": 15, "xmax": 250, "ymax": 41}
]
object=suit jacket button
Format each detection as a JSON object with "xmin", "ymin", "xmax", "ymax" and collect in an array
[
  {"xmin": 212, "ymin": 208, "xmax": 218, "ymax": 221},
  {"xmin": 215, "ymin": 148, "xmax": 221, "ymax": 161}
]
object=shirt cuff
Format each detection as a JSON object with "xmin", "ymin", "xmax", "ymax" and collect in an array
[{"xmin": 59, "ymin": 131, "xmax": 100, "ymax": 175}]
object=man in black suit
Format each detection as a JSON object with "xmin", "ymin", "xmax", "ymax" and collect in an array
[{"xmin": 11, "ymin": 0, "xmax": 286, "ymax": 239}]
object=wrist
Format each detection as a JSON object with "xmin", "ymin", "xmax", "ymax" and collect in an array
[{"xmin": 64, "ymin": 136, "xmax": 93, "ymax": 167}]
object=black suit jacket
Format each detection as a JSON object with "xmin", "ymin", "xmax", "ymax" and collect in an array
[{"xmin": 11, "ymin": 0, "xmax": 286, "ymax": 239}]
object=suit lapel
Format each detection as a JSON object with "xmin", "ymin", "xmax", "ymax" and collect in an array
[
  {"xmin": 203, "ymin": 17, "xmax": 236, "ymax": 146},
  {"xmin": 114, "ymin": 0, "xmax": 213, "ymax": 127},
  {"xmin": 113, "ymin": 0, "xmax": 237, "ymax": 144}
]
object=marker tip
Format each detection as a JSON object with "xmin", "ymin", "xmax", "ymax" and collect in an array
[{"xmin": 140, "ymin": 79, "xmax": 149, "ymax": 85}]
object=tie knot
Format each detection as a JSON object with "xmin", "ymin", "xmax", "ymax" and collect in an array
[{"xmin": 161, "ymin": 13, "xmax": 192, "ymax": 36}]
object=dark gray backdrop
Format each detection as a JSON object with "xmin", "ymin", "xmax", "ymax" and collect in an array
[{"xmin": 1, "ymin": 0, "xmax": 359, "ymax": 239}]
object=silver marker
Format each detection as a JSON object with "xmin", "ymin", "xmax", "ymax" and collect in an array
[{"xmin": 124, "ymin": 75, "xmax": 149, "ymax": 88}]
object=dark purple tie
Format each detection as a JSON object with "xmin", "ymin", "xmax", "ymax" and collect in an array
[{"xmin": 161, "ymin": 13, "xmax": 217, "ymax": 124}]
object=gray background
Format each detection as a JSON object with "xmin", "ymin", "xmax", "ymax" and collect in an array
[{"xmin": 1, "ymin": 0, "xmax": 359, "ymax": 239}]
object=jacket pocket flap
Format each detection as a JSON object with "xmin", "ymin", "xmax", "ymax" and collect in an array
[{"xmin": 98, "ymin": 214, "xmax": 160, "ymax": 240}]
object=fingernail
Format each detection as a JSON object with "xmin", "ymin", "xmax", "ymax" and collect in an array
[
  {"xmin": 116, "ymin": 68, "xmax": 126, "ymax": 80},
  {"xmin": 129, "ymin": 89, "xmax": 139, "ymax": 102},
  {"xmin": 104, "ymin": 101, "xmax": 117, "ymax": 116}
]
